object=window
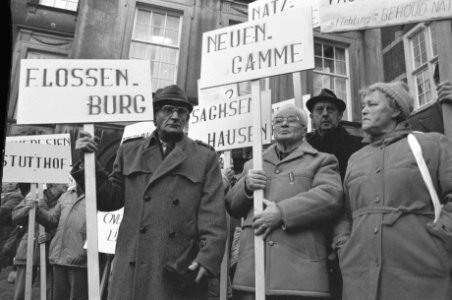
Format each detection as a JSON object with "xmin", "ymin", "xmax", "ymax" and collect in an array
[
  {"xmin": 313, "ymin": 42, "xmax": 351, "ymax": 119},
  {"xmin": 39, "ymin": 0, "xmax": 78, "ymax": 11},
  {"xmin": 129, "ymin": 8, "xmax": 182, "ymax": 92},
  {"xmin": 403, "ymin": 24, "xmax": 438, "ymax": 109},
  {"xmin": 27, "ymin": 50, "xmax": 66, "ymax": 59}
]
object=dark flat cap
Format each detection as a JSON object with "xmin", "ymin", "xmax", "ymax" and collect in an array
[{"xmin": 153, "ymin": 85, "xmax": 193, "ymax": 113}]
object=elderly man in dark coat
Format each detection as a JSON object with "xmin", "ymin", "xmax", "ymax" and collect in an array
[
  {"xmin": 305, "ymin": 89, "xmax": 365, "ymax": 300},
  {"xmin": 226, "ymin": 104, "xmax": 343, "ymax": 300},
  {"xmin": 73, "ymin": 85, "xmax": 227, "ymax": 300}
]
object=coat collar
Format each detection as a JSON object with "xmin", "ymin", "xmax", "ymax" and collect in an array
[
  {"xmin": 264, "ymin": 140, "xmax": 318, "ymax": 165},
  {"xmin": 362, "ymin": 123, "xmax": 412, "ymax": 146},
  {"xmin": 145, "ymin": 131, "xmax": 189, "ymax": 187}
]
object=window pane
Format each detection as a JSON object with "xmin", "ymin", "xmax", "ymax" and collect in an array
[
  {"xmin": 315, "ymin": 57, "xmax": 323, "ymax": 70},
  {"xmin": 314, "ymin": 43, "xmax": 322, "ymax": 56},
  {"xmin": 324, "ymin": 58, "xmax": 334, "ymax": 73},
  {"xmin": 39, "ymin": 0, "xmax": 78, "ymax": 11},
  {"xmin": 313, "ymin": 74, "xmax": 332, "ymax": 93},
  {"xmin": 335, "ymin": 47, "xmax": 345, "ymax": 61},
  {"xmin": 324, "ymin": 45, "xmax": 334, "ymax": 59},
  {"xmin": 336, "ymin": 61, "xmax": 346, "ymax": 75},
  {"xmin": 334, "ymin": 78, "xmax": 347, "ymax": 100},
  {"xmin": 430, "ymin": 26, "xmax": 438, "ymax": 57}
]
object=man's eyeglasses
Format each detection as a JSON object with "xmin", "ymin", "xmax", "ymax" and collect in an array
[
  {"xmin": 160, "ymin": 105, "xmax": 190, "ymax": 116},
  {"xmin": 273, "ymin": 115, "xmax": 303, "ymax": 126}
]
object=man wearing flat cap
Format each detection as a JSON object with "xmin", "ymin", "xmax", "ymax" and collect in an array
[
  {"xmin": 73, "ymin": 85, "xmax": 227, "ymax": 300},
  {"xmin": 305, "ymin": 89, "xmax": 365, "ymax": 300}
]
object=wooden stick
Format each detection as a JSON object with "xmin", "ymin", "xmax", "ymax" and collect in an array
[
  {"xmin": 293, "ymin": 72, "xmax": 303, "ymax": 109},
  {"xmin": 251, "ymin": 80, "xmax": 266, "ymax": 300},
  {"xmin": 84, "ymin": 123, "xmax": 101, "ymax": 300},
  {"xmin": 38, "ymin": 184, "xmax": 46, "ymax": 300},
  {"xmin": 434, "ymin": 20, "xmax": 452, "ymax": 139},
  {"xmin": 25, "ymin": 183, "xmax": 38, "ymax": 300},
  {"xmin": 220, "ymin": 151, "xmax": 232, "ymax": 300},
  {"xmin": 100, "ymin": 255, "xmax": 113, "ymax": 299}
]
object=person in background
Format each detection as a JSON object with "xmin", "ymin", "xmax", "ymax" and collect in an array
[
  {"xmin": 0, "ymin": 182, "xmax": 23, "ymax": 283},
  {"xmin": 34, "ymin": 182, "xmax": 87, "ymax": 300},
  {"xmin": 305, "ymin": 89, "xmax": 365, "ymax": 300},
  {"xmin": 12, "ymin": 183, "xmax": 67, "ymax": 300},
  {"xmin": 72, "ymin": 84, "xmax": 227, "ymax": 300},
  {"xmin": 337, "ymin": 81, "xmax": 452, "ymax": 300},
  {"xmin": 226, "ymin": 104, "xmax": 343, "ymax": 300}
]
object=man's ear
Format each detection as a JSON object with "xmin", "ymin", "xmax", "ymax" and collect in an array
[
  {"xmin": 338, "ymin": 111, "xmax": 344, "ymax": 121},
  {"xmin": 391, "ymin": 109, "xmax": 401, "ymax": 119}
]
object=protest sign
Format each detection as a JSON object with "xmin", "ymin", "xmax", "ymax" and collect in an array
[
  {"xmin": 97, "ymin": 209, "xmax": 123, "ymax": 254},
  {"xmin": 3, "ymin": 140, "xmax": 72, "ymax": 184},
  {"xmin": 248, "ymin": 0, "xmax": 320, "ymax": 27},
  {"xmin": 17, "ymin": 59, "xmax": 153, "ymax": 124},
  {"xmin": 320, "ymin": 0, "xmax": 452, "ymax": 33},
  {"xmin": 189, "ymin": 93, "xmax": 272, "ymax": 151},
  {"xmin": 199, "ymin": 7, "xmax": 314, "ymax": 89},
  {"xmin": 6, "ymin": 133, "xmax": 71, "ymax": 146}
]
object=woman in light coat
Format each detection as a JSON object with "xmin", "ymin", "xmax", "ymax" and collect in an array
[{"xmin": 337, "ymin": 81, "xmax": 452, "ymax": 300}]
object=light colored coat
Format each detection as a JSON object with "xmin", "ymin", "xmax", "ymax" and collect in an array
[
  {"xmin": 339, "ymin": 129, "xmax": 452, "ymax": 300},
  {"xmin": 72, "ymin": 132, "xmax": 227, "ymax": 300},
  {"xmin": 226, "ymin": 142, "xmax": 343, "ymax": 297}
]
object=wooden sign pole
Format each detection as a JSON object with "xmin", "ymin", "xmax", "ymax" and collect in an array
[
  {"xmin": 220, "ymin": 151, "xmax": 232, "ymax": 300},
  {"xmin": 84, "ymin": 124, "xmax": 101, "ymax": 300},
  {"xmin": 434, "ymin": 20, "xmax": 452, "ymax": 139},
  {"xmin": 38, "ymin": 184, "xmax": 46, "ymax": 300},
  {"xmin": 25, "ymin": 183, "xmax": 38, "ymax": 300},
  {"xmin": 293, "ymin": 72, "xmax": 304, "ymax": 110},
  {"xmin": 251, "ymin": 80, "xmax": 266, "ymax": 300}
]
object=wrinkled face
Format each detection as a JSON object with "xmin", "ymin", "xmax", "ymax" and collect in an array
[
  {"xmin": 310, "ymin": 101, "xmax": 342, "ymax": 134},
  {"xmin": 273, "ymin": 108, "xmax": 306, "ymax": 143},
  {"xmin": 154, "ymin": 104, "xmax": 190, "ymax": 142},
  {"xmin": 361, "ymin": 90, "xmax": 399, "ymax": 135}
]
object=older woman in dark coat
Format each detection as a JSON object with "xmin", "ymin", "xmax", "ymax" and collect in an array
[{"xmin": 337, "ymin": 81, "xmax": 452, "ymax": 300}]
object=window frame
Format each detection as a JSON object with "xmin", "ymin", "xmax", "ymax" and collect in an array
[
  {"xmin": 129, "ymin": 6, "xmax": 183, "ymax": 92},
  {"xmin": 38, "ymin": 0, "xmax": 79, "ymax": 12},
  {"xmin": 312, "ymin": 39, "xmax": 352, "ymax": 121},
  {"xmin": 403, "ymin": 23, "xmax": 438, "ymax": 110}
]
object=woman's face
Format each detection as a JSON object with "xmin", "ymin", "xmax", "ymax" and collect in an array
[{"xmin": 361, "ymin": 90, "xmax": 399, "ymax": 135}]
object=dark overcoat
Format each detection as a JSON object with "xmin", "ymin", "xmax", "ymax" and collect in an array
[
  {"xmin": 73, "ymin": 132, "xmax": 227, "ymax": 300},
  {"xmin": 225, "ymin": 142, "xmax": 343, "ymax": 297},
  {"xmin": 339, "ymin": 129, "xmax": 452, "ymax": 300}
]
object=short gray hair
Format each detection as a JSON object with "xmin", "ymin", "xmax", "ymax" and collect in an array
[{"xmin": 274, "ymin": 104, "xmax": 308, "ymax": 126}]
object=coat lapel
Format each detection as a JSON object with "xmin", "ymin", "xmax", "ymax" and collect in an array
[{"xmin": 146, "ymin": 140, "xmax": 187, "ymax": 187}]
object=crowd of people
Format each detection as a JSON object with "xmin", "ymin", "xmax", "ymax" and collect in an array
[{"xmin": 1, "ymin": 75, "xmax": 452, "ymax": 300}]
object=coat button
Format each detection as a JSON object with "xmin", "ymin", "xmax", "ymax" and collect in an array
[
  {"xmin": 143, "ymin": 195, "xmax": 151, "ymax": 202},
  {"xmin": 172, "ymin": 198, "xmax": 179, "ymax": 205},
  {"xmin": 376, "ymin": 168, "xmax": 381, "ymax": 173},
  {"xmin": 275, "ymin": 169, "xmax": 281, "ymax": 174},
  {"xmin": 373, "ymin": 226, "xmax": 379, "ymax": 234},
  {"xmin": 375, "ymin": 196, "xmax": 380, "ymax": 203},
  {"xmin": 139, "ymin": 226, "xmax": 147, "ymax": 234},
  {"xmin": 169, "ymin": 231, "xmax": 176, "ymax": 238},
  {"xmin": 268, "ymin": 240, "xmax": 275, "ymax": 246}
]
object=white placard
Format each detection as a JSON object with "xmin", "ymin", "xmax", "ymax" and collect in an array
[
  {"xmin": 6, "ymin": 134, "xmax": 71, "ymax": 147},
  {"xmin": 97, "ymin": 208, "xmax": 123, "ymax": 254},
  {"xmin": 320, "ymin": 0, "xmax": 452, "ymax": 33},
  {"xmin": 189, "ymin": 92, "xmax": 272, "ymax": 151},
  {"xmin": 198, "ymin": 82, "xmax": 239, "ymax": 105},
  {"xmin": 121, "ymin": 121, "xmax": 156, "ymax": 143},
  {"xmin": 3, "ymin": 142, "xmax": 72, "ymax": 184},
  {"xmin": 17, "ymin": 59, "xmax": 153, "ymax": 124},
  {"xmin": 248, "ymin": 0, "xmax": 320, "ymax": 27},
  {"xmin": 199, "ymin": 8, "xmax": 314, "ymax": 89}
]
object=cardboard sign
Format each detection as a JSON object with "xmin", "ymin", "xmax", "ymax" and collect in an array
[
  {"xmin": 199, "ymin": 8, "xmax": 314, "ymax": 89},
  {"xmin": 17, "ymin": 59, "xmax": 153, "ymax": 124},
  {"xmin": 320, "ymin": 0, "xmax": 452, "ymax": 33},
  {"xmin": 97, "ymin": 209, "xmax": 123, "ymax": 254},
  {"xmin": 6, "ymin": 134, "xmax": 71, "ymax": 147},
  {"xmin": 3, "ymin": 142, "xmax": 72, "ymax": 184},
  {"xmin": 189, "ymin": 92, "xmax": 272, "ymax": 151},
  {"xmin": 248, "ymin": 0, "xmax": 320, "ymax": 27}
]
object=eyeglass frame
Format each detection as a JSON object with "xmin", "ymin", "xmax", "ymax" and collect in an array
[
  {"xmin": 159, "ymin": 105, "xmax": 190, "ymax": 116},
  {"xmin": 272, "ymin": 115, "xmax": 305, "ymax": 127}
]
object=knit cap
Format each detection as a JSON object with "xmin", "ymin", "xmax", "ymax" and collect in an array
[{"xmin": 367, "ymin": 81, "xmax": 414, "ymax": 120}]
